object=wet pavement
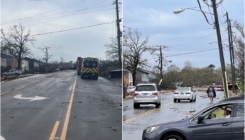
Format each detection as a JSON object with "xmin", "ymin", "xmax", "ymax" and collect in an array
[
  {"xmin": 1, "ymin": 70, "xmax": 122, "ymax": 140},
  {"xmin": 123, "ymin": 91, "xmax": 224, "ymax": 140}
]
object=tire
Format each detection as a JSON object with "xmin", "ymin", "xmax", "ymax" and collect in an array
[
  {"xmin": 174, "ymin": 99, "xmax": 177, "ymax": 103},
  {"xmin": 134, "ymin": 103, "xmax": 139, "ymax": 108},
  {"xmin": 164, "ymin": 134, "xmax": 183, "ymax": 140},
  {"xmin": 156, "ymin": 103, "xmax": 160, "ymax": 108},
  {"xmin": 190, "ymin": 98, "xmax": 193, "ymax": 102},
  {"xmin": 178, "ymin": 99, "xmax": 180, "ymax": 102},
  {"xmin": 95, "ymin": 76, "xmax": 98, "ymax": 80},
  {"xmin": 81, "ymin": 75, "xmax": 84, "ymax": 79}
]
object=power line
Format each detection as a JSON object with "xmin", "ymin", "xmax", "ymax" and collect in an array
[
  {"xmin": 1, "ymin": 4, "xmax": 112, "ymax": 23},
  {"xmin": 165, "ymin": 48, "xmax": 218, "ymax": 57},
  {"xmin": 1, "ymin": 8, "xmax": 114, "ymax": 25},
  {"xmin": 31, "ymin": 21, "xmax": 115, "ymax": 36},
  {"xmin": 2, "ymin": 0, "xmax": 86, "ymax": 22}
]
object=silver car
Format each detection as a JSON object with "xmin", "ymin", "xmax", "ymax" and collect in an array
[
  {"xmin": 2, "ymin": 69, "xmax": 22, "ymax": 76},
  {"xmin": 133, "ymin": 83, "xmax": 161, "ymax": 108},
  {"xmin": 173, "ymin": 87, "xmax": 196, "ymax": 103}
]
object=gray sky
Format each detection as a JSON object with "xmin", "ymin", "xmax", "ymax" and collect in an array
[
  {"xmin": 123, "ymin": 0, "xmax": 244, "ymax": 69},
  {"xmin": 1, "ymin": 0, "xmax": 122, "ymax": 63}
]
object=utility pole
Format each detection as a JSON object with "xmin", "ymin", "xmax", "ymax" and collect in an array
[
  {"xmin": 159, "ymin": 46, "xmax": 163, "ymax": 82},
  {"xmin": 225, "ymin": 12, "xmax": 236, "ymax": 93},
  {"xmin": 212, "ymin": 0, "xmax": 228, "ymax": 98},
  {"xmin": 115, "ymin": 0, "xmax": 122, "ymax": 69},
  {"xmin": 38, "ymin": 46, "xmax": 52, "ymax": 74}
]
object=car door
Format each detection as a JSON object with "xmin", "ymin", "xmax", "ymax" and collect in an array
[
  {"xmin": 231, "ymin": 103, "xmax": 244, "ymax": 140},
  {"xmin": 189, "ymin": 104, "xmax": 233, "ymax": 140}
]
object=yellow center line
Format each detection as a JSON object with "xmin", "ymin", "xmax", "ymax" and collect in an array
[
  {"xmin": 123, "ymin": 102, "xmax": 173, "ymax": 124},
  {"xmin": 49, "ymin": 121, "xmax": 60, "ymax": 140},
  {"xmin": 60, "ymin": 76, "xmax": 77, "ymax": 140},
  {"xmin": 69, "ymin": 86, "xmax": 72, "ymax": 91},
  {"xmin": 1, "ymin": 79, "xmax": 43, "ymax": 95}
]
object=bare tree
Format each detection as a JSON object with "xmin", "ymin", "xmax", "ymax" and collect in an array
[
  {"xmin": 1, "ymin": 24, "xmax": 36, "ymax": 69},
  {"xmin": 233, "ymin": 21, "xmax": 244, "ymax": 81},
  {"xmin": 123, "ymin": 28, "xmax": 152, "ymax": 86},
  {"xmin": 104, "ymin": 38, "xmax": 122, "ymax": 61}
]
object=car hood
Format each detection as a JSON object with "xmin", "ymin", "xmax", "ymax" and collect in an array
[{"xmin": 149, "ymin": 118, "xmax": 189, "ymax": 129}]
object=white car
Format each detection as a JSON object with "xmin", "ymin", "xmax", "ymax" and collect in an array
[
  {"xmin": 133, "ymin": 83, "xmax": 161, "ymax": 108},
  {"xmin": 127, "ymin": 86, "xmax": 136, "ymax": 95},
  {"xmin": 2, "ymin": 69, "xmax": 22, "ymax": 76},
  {"xmin": 173, "ymin": 87, "xmax": 196, "ymax": 103}
]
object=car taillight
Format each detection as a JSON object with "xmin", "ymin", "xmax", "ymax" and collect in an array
[
  {"xmin": 152, "ymin": 92, "xmax": 158, "ymax": 95},
  {"xmin": 186, "ymin": 92, "xmax": 191, "ymax": 94},
  {"xmin": 134, "ymin": 93, "xmax": 139, "ymax": 96}
]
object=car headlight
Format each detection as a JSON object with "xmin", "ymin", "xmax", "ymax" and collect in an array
[{"xmin": 145, "ymin": 125, "xmax": 160, "ymax": 133}]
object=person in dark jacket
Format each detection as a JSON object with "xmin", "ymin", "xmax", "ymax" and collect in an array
[{"xmin": 207, "ymin": 84, "xmax": 216, "ymax": 103}]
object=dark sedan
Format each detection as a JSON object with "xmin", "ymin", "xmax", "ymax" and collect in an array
[{"xmin": 142, "ymin": 96, "xmax": 244, "ymax": 140}]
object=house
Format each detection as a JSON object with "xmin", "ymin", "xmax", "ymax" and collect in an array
[
  {"xmin": 21, "ymin": 59, "xmax": 29, "ymax": 72},
  {"xmin": 147, "ymin": 71, "xmax": 157, "ymax": 82},
  {"xmin": 1, "ymin": 53, "xmax": 18, "ymax": 72},
  {"xmin": 125, "ymin": 67, "xmax": 150, "ymax": 86},
  {"xmin": 135, "ymin": 68, "xmax": 149, "ymax": 85},
  {"xmin": 24, "ymin": 57, "xmax": 41, "ymax": 72},
  {"xmin": 1, "ymin": 56, "xmax": 7, "ymax": 73},
  {"xmin": 110, "ymin": 69, "xmax": 122, "ymax": 78}
]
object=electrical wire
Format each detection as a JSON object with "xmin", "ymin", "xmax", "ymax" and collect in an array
[
  {"xmin": 1, "ymin": 4, "xmax": 112, "ymax": 24},
  {"xmin": 1, "ymin": 0, "xmax": 86, "ymax": 22},
  {"xmin": 1, "ymin": 8, "xmax": 114, "ymax": 25},
  {"xmin": 165, "ymin": 48, "xmax": 218, "ymax": 57},
  {"xmin": 31, "ymin": 21, "xmax": 115, "ymax": 36},
  {"xmin": 26, "ymin": 0, "xmax": 107, "ymax": 27}
]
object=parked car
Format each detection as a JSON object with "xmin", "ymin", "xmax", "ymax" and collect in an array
[
  {"xmin": 133, "ymin": 83, "xmax": 161, "ymax": 108},
  {"xmin": 142, "ymin": 96, "xmax": 244, "ymax": 140},
  {"xmin": 173, "ymin": 87, "xmax": 196, "ymax": 102},
  {"xmin": 2, "ymin": 69, "xmax": 22, "ymax": 76},
  {"xmin": 127, "ymin": 86, "xmax": 136, "ymax": 95}
]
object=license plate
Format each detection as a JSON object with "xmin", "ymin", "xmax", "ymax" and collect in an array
[
  {"xmin": 143, "ymin": 93, "xmax": 148, "ymax": 96},
  {"xmin": 181, "ymin": 93, "xmax": 184, "ymax": 95}
]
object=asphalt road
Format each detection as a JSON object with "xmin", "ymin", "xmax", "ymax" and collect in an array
[
  {"xmin": 1, "ymin": 70, "xmax": 122, "ymax": 140},
  {"xmin": 123, "ymin": 91, "xmax": 224, "ymax": 140}
]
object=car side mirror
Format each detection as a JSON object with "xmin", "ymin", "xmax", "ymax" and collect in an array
[{"xmin": 197, "ymin": 115, "xmax": 205, "ymax": 124}]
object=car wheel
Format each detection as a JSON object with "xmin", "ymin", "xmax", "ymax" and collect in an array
[
  {"xmin": 178, "ymin": 99, "xmax": 180, "ymax": 102},
  {"xmin": 174, "ymin": 99, "xmax": 177, "ymax": 103},
  {"xmin": 190, "ymin": 98, "xmax": 193, "ymax": 102},
  {"xmin": 156, "ymin": 103, "xmax": 160, "ymax": 108},
  {"xmin": 164, "ymin": 134, "xmax": 183, "ymax": 140},
  {"xmin": 134, "ymin": 103, "xmax": 139, "ymax": 108}
]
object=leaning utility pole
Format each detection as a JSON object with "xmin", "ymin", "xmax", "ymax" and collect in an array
[
  {"xmin": 225, "ymin": 12, "xmax": 236, "ymax": 93},
  {"xmin": 38, "ymin": 46, "xmax": 52, "ymax": 74},
  {"xmin": 115, "ymin": 0, "xmax": 122, "ymax": 69},
  {"xmin": 212, "ymin": 0, "xmax": 228, "ymax": 98}
]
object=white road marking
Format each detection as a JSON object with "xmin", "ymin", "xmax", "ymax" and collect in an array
[
  {"xmin": 69, "ymin": 86, "xmax": 72, "ymax": 91},
  {"xmin": 13, "ymin": 94, "xmax": 48, "ymax": 101}
]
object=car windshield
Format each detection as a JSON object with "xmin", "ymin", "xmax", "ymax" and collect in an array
[
  {"xmin": 136, "ymin": 85, "xmax": 155, "ymax": 91},
  {"xmin": 176, "ymin": 87, "xmax": 189, "ymax": 91}
]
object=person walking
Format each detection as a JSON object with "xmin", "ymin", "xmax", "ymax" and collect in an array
[{"xmin": 207, "ymin": 84, "xmax": 216, "ymax": 103}]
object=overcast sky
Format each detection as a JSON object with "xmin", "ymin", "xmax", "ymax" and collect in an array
[
  {"xmin": 1, "ymin": 0, "xmax": 122, "ymax": 63},
  {"xmin": 123, "ymin": 0, "xmax": 244, "ymax": 69}
]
